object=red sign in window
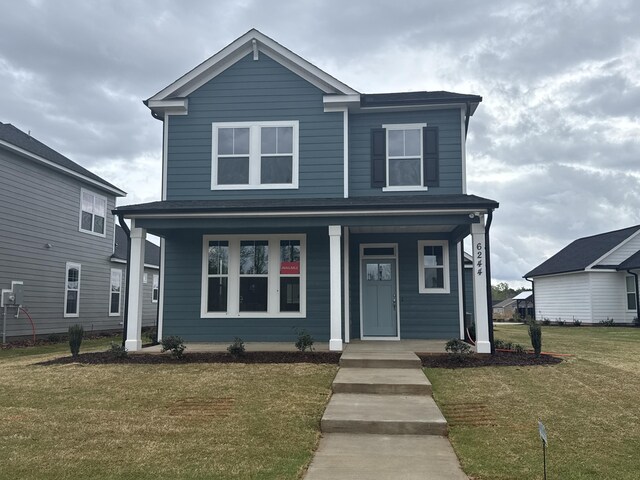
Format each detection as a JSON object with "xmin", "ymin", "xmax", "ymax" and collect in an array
[{"xmin": 280, "ymin": 262, "xmax": 300, "ymax": 275}]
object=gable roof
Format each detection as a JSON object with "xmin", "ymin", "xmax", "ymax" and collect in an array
[
  {"xmin": 493, "ymin": 298, "xmax": 516, "ymax": 308},
  {"xmin": 524, "ymin": 225, "xmax": 640, "ymax": 278},
  {"xmin": 112, "ymin": 224, "xmax": 160, "ymax": 267},
  {"xmin": 0, "ymin": 122, "xmax": 126, "ymax": 197}
]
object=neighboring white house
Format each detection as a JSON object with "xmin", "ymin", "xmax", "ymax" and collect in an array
[{"xmin": 524, "ymin": 225, "xmax": 640, "ymax": 324}]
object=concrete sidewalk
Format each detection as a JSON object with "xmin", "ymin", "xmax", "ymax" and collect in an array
[{"xmin": 304, "ymin": 345, "xmax": 467, "ymax": 480}]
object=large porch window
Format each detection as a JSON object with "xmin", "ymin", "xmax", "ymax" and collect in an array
[
  {"xmin": 417, "ymin": 240, "xmax": 450, "ymax": 294},
  {"xmin": 201, "ymin": 235, "xmax": 306, "ymax": 318}
]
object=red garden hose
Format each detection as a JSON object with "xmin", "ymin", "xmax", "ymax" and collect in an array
[{"xmin": 18, "ymin": 307, "xmax": 36, "ymax": 343}]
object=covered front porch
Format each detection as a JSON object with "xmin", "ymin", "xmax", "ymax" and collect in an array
[{"xmin": 115, "ymin": 194, "xmax": 497, "ymax": 354}]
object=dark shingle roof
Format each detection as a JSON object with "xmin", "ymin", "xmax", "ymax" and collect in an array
[
  {"xmin": 112, "ymin": 225, "xmax": 160, "ymax": 267},
  {"xmin": 360, "ymin": 91, "xmax": 482, "ymax": 110},
  {"xmin": 524, "ymin": 225, "xmax": 640, "ymax": 278},
  {"xmin": 0, "ymin": 122, "xmax": 125, "ymax": 195},
  {"xmin": 617, "ymin": 250, "xmax": 640, "ymax": 271},
  {"xmin": 114, "ymin": 194, "xmax": 498, "ymax": 215}
]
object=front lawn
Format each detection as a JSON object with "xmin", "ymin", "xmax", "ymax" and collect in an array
[
  {"xmin": 0, "ymin": 342, "xmax": 337, "ymax": 479},
  {"xmin": 427, "ymin": 325, "xmax": 640, "ymax": 480}
]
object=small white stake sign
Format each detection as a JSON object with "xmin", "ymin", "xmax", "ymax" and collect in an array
[{"xmin": 538, "ymin": 420, "xmax": 548, "ymax": 446}]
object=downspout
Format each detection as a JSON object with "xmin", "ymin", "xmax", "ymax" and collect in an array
[
  {"xmin": 460, "ymin": 241, "xmax": 469, "ymax": 341},
  {"xmin": 525, "ymin": 277, "xmax": 535, "ymax": 320},
  {"xmin": 626, "ymin": 270, "xmax": 640, "ymax": 324},
  {"xmin": 117, "ymin": 214, "xmax": 131, "ymax": 348},
  {"xmin": 464, "ymin": 102, "xmax": 471, "ymax": 137},
  {"xmin": 484, "ymin": 210, "xmax": 495, "ymax": 353}
]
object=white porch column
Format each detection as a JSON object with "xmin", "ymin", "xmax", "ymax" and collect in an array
[
  {"xmin": 126, "ymin": 226, "xmax": 146, "ymax": 352},
  {"xmin": 471, "ymin": 217, "xmax": 491, "ymax": 353},
  {"xmin": 329, "ymin": 225, "xmax": 343, "ymax": 351}
]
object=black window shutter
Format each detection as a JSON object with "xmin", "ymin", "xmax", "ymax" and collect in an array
[
  {"xmin": 423, "ymin": 126, "xmax": 439, "ymax": 187},
  {"xmin": 371, "ymin": 128, "xmax": 386, "ymax": 188}
]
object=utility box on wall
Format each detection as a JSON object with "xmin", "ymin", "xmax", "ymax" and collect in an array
[{"xmin": 1, "ymin": 281, "xmax": 24, "ymax": 307}]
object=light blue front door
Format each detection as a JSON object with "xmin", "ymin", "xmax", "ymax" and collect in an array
[{"xmin": 361, "ymin": 259, "xmax": 397, "ymax": 337}]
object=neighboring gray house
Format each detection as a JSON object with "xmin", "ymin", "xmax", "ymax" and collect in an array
[
  {"xmin": 525, "ymin": 225, "xmax": 640, "ymax": 324},
  {"xmin": 115, "ymin": 29, "xmax": 499, "ymax": 353},
  {"xmin": 0, "ymin": 121, "xmax": 128, "ymax": 338},
  {"xmin": 110, "ymin": 225, "xmax": 160, "ymax": 329}
]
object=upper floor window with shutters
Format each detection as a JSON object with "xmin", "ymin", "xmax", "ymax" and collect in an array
[
  {"xmin": 79, "ymin": 189, "xmax": 107, "ymax": 237},
  {"xmin": 212, "ymin": 121, "xmax": 299, "ymax": 190},
  {"xmin": 371, "ymin": 124, "xmax": 439, "ymax": 192}
]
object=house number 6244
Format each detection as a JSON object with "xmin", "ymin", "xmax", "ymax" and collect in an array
[{"xmin": 476, "ymin": 242, "xmax": 483, "ymax": 276}]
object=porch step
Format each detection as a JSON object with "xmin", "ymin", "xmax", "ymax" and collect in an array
[
  {"xmin": 332, "ymin": 368, "xmax": 432, "ymax": 395},
  {"xmin": 321, "ymin": 393, "xmax": 448, "ymax": 436},
  {"xmin": 339, "ymin": 351, "xmax": 422, "ymax": 369}
]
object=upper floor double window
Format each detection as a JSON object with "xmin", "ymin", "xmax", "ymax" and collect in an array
[
  {"xmin": 79, "ymin": 189, "xmax": 106, "ymax": 236},
  {"xmin": 211, "ymin": 121, "xmax": 299, "ymax": 190}
]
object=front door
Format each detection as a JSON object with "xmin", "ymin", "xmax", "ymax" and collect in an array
[{"xmin": 361, "ymin": 259, "xmax": 397, "ymax": 337}]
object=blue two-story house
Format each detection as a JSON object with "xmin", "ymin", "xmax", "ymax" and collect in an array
[{"xmin": 115, "ymin": 29, "xmax": 498, "ymax": 353}]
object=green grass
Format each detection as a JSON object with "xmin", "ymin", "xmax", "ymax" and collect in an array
[
  {"xmin": 0, "ymin": 341, "xmax": 337, "ymax": 479},
  {"xmin": 0, "ymin": 336, "xmax": 120, "ymax": 359},
  {"xmin": 427, "ymin": 326, "xmax": 640, "ymax": 479}
]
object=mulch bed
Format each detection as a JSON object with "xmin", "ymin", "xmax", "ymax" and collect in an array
[
  {"xmin": 419, "ymin": 351, "xmax": 563, "ymax": 368},
  {"xmin": 37, "ymin": 351, "xmax": 342, "ymax": 366}
]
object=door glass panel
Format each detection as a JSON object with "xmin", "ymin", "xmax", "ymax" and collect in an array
[
  {"xmin": 363, "ymin": 247, "xmax": 394, "ymax": 256},
  {"xmin": 379, "ymin": 263, "xmax": 391, "ymax": 281},
  {"xmin": 367, "ymin": 263, "xmax": 379, "ymax": 281}
]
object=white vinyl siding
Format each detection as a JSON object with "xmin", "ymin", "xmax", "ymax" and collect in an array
[
  {"xmin": 590, "ymin": 272, "xmax": 634, "ymax": 323},
  {"xmin": 595, "ymin": 233, "xmax": 640, "ymax": 265}
]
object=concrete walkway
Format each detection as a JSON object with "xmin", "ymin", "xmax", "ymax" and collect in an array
[{"xmin": 305, "ymin": 344, "xmax": 468, "ymax": 480}]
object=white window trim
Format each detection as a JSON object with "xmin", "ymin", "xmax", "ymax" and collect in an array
[
  {"xmin": 152, "ymin": 274, "xmax": 159, "ymax": 303},
  {"xmin": 211, "ymin": 120, "xmax": 300, "ymax": 190},
  {"xmin": 143, "ymin": 272, "xmax": 148, "ymax": 284},
  {"xmin": 79, "ymin": 188, "xmax": 107, "ymax": 237},
  {"xmin": 625, "ymin": 275, "xmax": 637, "ymax": 311},
  {"xmin": 64, "ymin": 262, "xmax": 81, "ymax": 318},
  {"xmin": 418, "ymin": 240, "xmax": 450, "ymax": 294},
  {"xmin": 382, "ymin": 123, "xmax": 427, "ymax": 192},
  {"xmin": 109, "ymin": 268, "xmax": 123, "ymax": 316},
  {"xmin": 200, "ymin": 234, "xmax": 306, "ymax": 318}
]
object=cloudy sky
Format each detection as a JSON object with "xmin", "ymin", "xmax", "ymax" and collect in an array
[{"xmin": 1, "ymin": 0, "xmax": 639, "ymax": 286}]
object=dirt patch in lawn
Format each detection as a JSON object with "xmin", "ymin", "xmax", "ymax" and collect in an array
[
  {"xmin": 37, "ymin": 350, "xmax": 342, "ymax": 366},
  {"xmin": 419, "ymin": 351, "xmax": 563, "ymax": 368}
]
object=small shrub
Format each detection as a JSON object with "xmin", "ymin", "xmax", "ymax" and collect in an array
[
  {"xmin": 294, "ymin": 329, "xmax": 314, "ymax": 352},
  {"xmin": 573, "ymin": 317, "xmax": 582, "ymax": 327},
  {"xmin": 528, "ymin": 321, "xmax": 542, "ymax": 356},
  {"xmin": 47, "ymin": 333, "xmax": 63, "ymax": 343},
  {"xmin": 68, "ymin": 324, "xmax": 84, "ymax": 357},
  {"xmin": 633, "ymin": 317, "xmax": 640, "ymax": 327},
  {"xmin": 108, "ymin": 342, "xmax": 128, "ymax": 359},
  {"xmin": 556, "ymin": 318, "xmax": 566, "ymax": 326},
  {"xmin": 599, "ymin": 317, "xmax": 615, "ymax": 327},
  {"xmin": 161, "ymin": 335, "xmax": 186, "ymax": 359},
  {"xmin": 445, "ymin": 338, "xmax": 472, "ymax": 355},
  {"xmin": 144, "ymin": 327, "xmax": 158, "ymax": 345},
  {"xmin": 494, "ymin": 339, "xmax": 506, "ymax": 349},
  {"xmin": 513, "ymin": 343, "xmax": 526, "ymax": 354},
  {"xmin": 542, "ymin": 317, "xmax": 551, "ymax": 326},
  {"xmin": 227, "ymin": 337, "xmax": 245, "ymax": 357}
]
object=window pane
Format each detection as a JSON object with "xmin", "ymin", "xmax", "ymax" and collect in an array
[
  {"xmin": 94, "ymin": 215, "xmax": 105, "ymax": 234},
  {"xmin": 82, "ymin": 192, "xmax": 93, "ymax": 213},
  {"xmin": 277, "ymin": 127, "xmax": 293, "ymax": 153},
  {"xmin": 388, "ymin": 158, "xmax": 420, "ymax": 186},
  {"xmin": 68, "ymin": 268, "xmax": 79, "ymax": 289},
  {"xmin": 280, "ymin": 277, "xmax": 300, "ymax": 312},
  {"xmin": 388, "ymin": 130, "xmax": 404, "ymax": 156},
  {"xmin": 627, "ymin": 293, "xmax": 636, "ymax": 310},
  {"xmin": 626, "ymin": 276, "xmax": 635, "ymax": 293},
  {"xmin": 81, "ymin": 211, "xmax": 93, "ymax": 231},
  {"xmin": 234, "ymin": 128, "xmax": 250, "ymax": 154},
  {"xmin": 239, "ymin": 277, "xmax": 268, "ymax": 311},
  {"xmin": 425, "ymin": 268, "xmax": 444, "ymax": 288},
  {"xmin": 94, "ymin": 197, "xmax": 106, "ymax": 216},
  {"xmin": 218, "ymin": 128, "xmax": 234, "ymax": 155},
  {"xmin": 280, "ymin": 240, "xmax": 300, "ymax": 263},
  {"xmin": 261, "ymin": 156, "xmax": 292, "ymax": 184},
  {"xmin": 66, "ymin": 291, "xmax": 78, "ymax": 314},
  {"xmin": 240, "ymin": 241, "xmax": 268, "ymax": 275},
  {"xmin": 363, "ymin": 247, "xmax": 394, "ymax": 256},
  {"xmin": 110, "ymin": 270, "xmax": 121, "ymax": 292},
  {"xmin": 261, "ymin": 127, "xmax": 277, "ymax": 154},
  {"xmin": 110, "ymin": 292, "xmax": 120, "ymax": 314},
  {"xmin": 367, "ymin": 263, "xmax": 379, "ymax": 281},
  {"xmin": 404, "ymin": 129, "xmax": 421, "ymax": 156},
  {"xmin": 208, "ymin": 241, "xmax": 229, "ymax": 275},
  {"xmin": 379, "ymin": 263, "xmax": 391, "ymax": 281},
  {"xmin": 208, "ymin": 277, "xmax": 228, "ymax": 312},
  {"xmin": 218, "ymin": 157, "xmax": 249, "ymax": 184},
  {"xmin": 424, "ymin": 246, "xmax": 443, "ymax": 266}
]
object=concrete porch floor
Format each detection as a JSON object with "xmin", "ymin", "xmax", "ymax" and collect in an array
[{"xmin": 135, "ymin": 339, "xmax": 447, "ymax": 354}]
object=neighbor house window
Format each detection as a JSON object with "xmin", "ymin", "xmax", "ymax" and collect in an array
[
  {"xmin": 201, "ymin": 235, "xmax": 306, "ymax": 318},
  {"xmin": 143, "ymin": 273, "xmax": 148, "ymax": 284},
  {"xmin": 626, "ymin": 276, "xmax": 637, "ymax": 310},
  {"xmin": 109, "ymin": 269, "xmax": 122, "ymax": 316},
  {"xmin": 152, "ymin": 274, "xmax": 159, "ymax": 303},
  {"xmin": 64, "ymin": 262, "xmax": 81, "ymax": 317},
  {"xmin": 386, "ymin": 125, "xmax": 424, "ymax": 188},
  {"xmin": 212, "ymin": 121, "xmax": 299, "ymax": 189},
  {"xmin": 79, "ymin": 189, "xmax": 107, "ymax": 236},
  {"xmin": 418, "ymin": 240, "xmax": 450, "ymax": 293}
]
